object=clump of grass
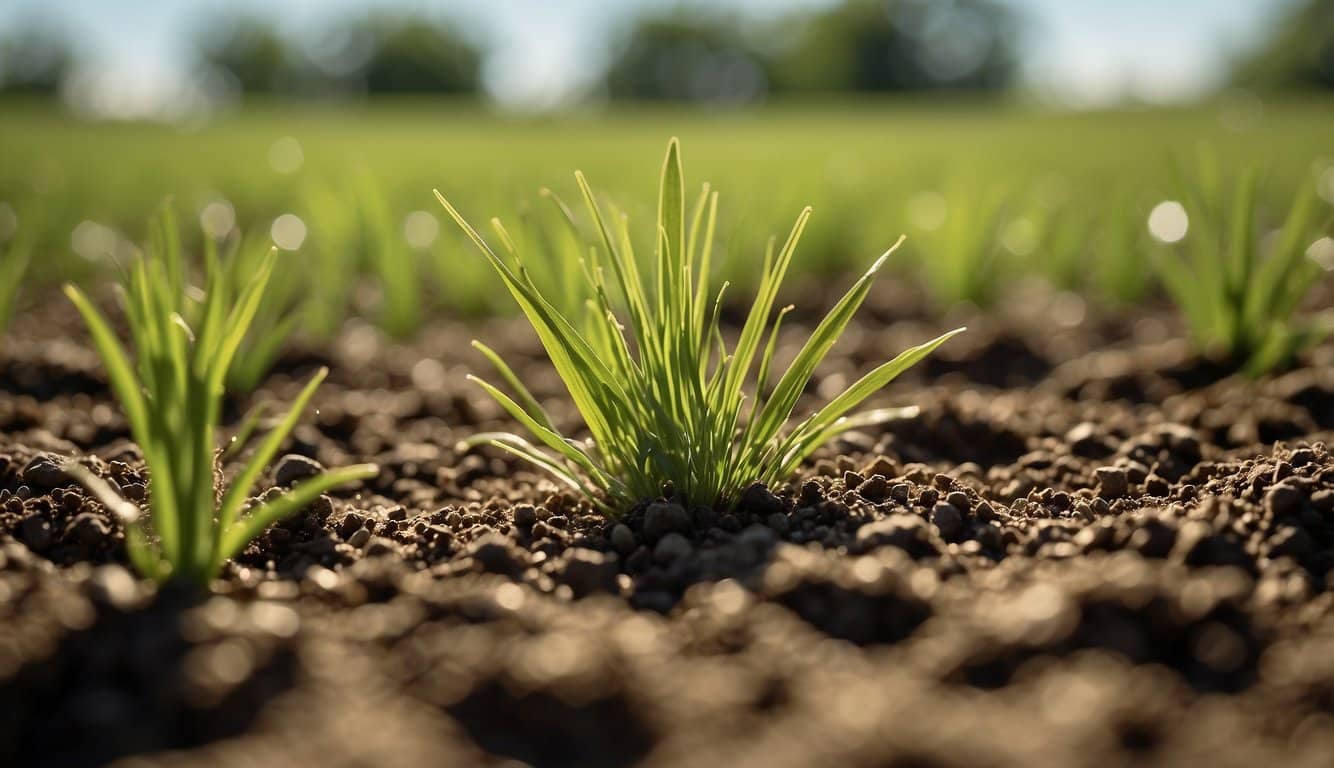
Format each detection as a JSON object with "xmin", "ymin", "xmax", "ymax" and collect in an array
[
  {"xmin": 63, "ymin": 238, "xmax": 377, "ymax": 586},
  {"xmin": 1153, "ymin": 168, "xmax": 1332, "ymax": 376},
  {"xmin": 436, "ymin": 138, "xmax": 961, "ymax": 512}
]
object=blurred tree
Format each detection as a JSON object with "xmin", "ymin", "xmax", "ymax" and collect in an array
[
  {"xmin": 1232, "ymin": 0, "xmax": 1334, "ymax": 90},
  {"xmin": 199, "ymin": 16, "xmax": 291, "ymax": 94},
  {"xmin": 0, "ymin": 20, "xmax": 73, "ymax": 95},
  {"xmin": 358, "ymin": 17, "xmax": 480, "ymax": 94},
  {"xmin": 605, "ymin": 13, "xmax": 770, "ymax": 103},
  {"xmin": 767, "ymin": 0, "xmax": 1019, "ymax": 93},
  {"xmin": 198, "ymin": 14, "xmax": 480, "ymax": 97}
]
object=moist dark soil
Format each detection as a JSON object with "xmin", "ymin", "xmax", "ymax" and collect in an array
[{"xmin": 4, "ymin": 282, "xmax": 1334, "ymax": 767}]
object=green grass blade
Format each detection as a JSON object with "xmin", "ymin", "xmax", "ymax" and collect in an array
[{"xmin": 217, "ymin": 463, "xmax": 378, "ymax": 566}]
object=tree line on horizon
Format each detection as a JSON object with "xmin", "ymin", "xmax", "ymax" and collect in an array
[{"xmin": 0, "ymin": 0, "xmax": 1330, "ymax": 104}]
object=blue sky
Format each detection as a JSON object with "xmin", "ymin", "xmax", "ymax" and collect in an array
[{"xmin": 0, "ymin": 0, "xmax": 1295, "ymax": 110}]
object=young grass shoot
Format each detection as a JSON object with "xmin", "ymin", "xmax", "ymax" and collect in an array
[
  {"xmin": 1152, "ymin": 167, "xmax": 1333, "ymax": 376},
  {"xmin": 63, "ymin": 233, "xmax": 377, "ymax": 586},
  {"xmin": 436, "ymin": 138, "xmax": 961, "ymax": 512}
]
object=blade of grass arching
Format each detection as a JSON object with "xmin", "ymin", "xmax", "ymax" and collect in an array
[
  {"xmin": 193, "ymin": 237, "xmax": 230, "ymax": 378},
  {"xmin": 63, "ymin": 286, "xmax": 151, "ymax": 443},
  {"xmin": 472, "ymin": 340, "xmax": 558, "ymax": 433},
  {"xmin": 574, "ymin": 173, "xmax": 651, "ymax": 339},
  {"xmin": 693, "ymin": 190, "xmax": 720, "ymax": 336},
  {"xmin": 180, "ymin": 369, "xmax": 216, "ymax": 580},
  {"xmin": 1244, "ymin": 187, "xmax": 1321, "ymax": 329},
  {"xmin": 229, "ymin": 311, "xmax": 299, "ymax": 393},
  {"xmin": 151, "ymin": 204, "xmax": 184, "ymax": 300},
  {"xmin": 1222, "ymin": 172, "xmax": 1257, "ymax": 348},
  {"xmin": 216, "ymin": 367, "xmax": 328, "ymax": 541},
  {"xmin": 216, "ymin": 464, "xmax": 377, "ymax": 567},
  {"xmin": 436, "ymin": 190, "xmax": 632, "ymax": 438},
  {"xmin": 460, "ymin": 431, "xmax": 603, "ymax": 499},
  {"xmin": 684, "ymin": 182, "xmax": 711, "ymax": 301},
  {"xmin": 783, "ymin": 327, "xmax": 964, "ymax": 451},
  {"xmin": 756, "ymin": 305, "xmax": 795, "ymax": 400},
  {"xmin": 467, "ymin": 374, "xmax": 614, "ymax": 488},
  {"xmin": 436, "ymin": 190, "xmax": 618, "ymax": 381},
  {"xmin": 657, "ymin": 137, "xmax": 685, "ymax": 328},
  {"xmin": 1243, "ymin": 323, "xmax": 1299, "ymax": 378},
  {"xmin": 1153, "ymin": 248, "xmax": 1213, "ymax": 350},
  {"xmin": 62, "ymin": 461, "xmax": 163, "ymax": 580},
  {"xmin": 223, "ymin": 400, "xmax": 272, "ymax": 460},
  {"xmin": 722, "ymin": 211, "xmax": 810, "ymax": 414},
  {"xmin": 748, "ymin": 242, "xmax": 896, "ymax": 450},
  {"xmin": 777, "ymin": 406, "xmax": 922, "ymax": 477},
  {"xmin": 207, "ymin": 250, "xmax": 276, "ymax": 394}
]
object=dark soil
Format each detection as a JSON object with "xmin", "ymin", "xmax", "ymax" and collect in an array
[{"xmin": 4, "ymin": 284, "xmax": 1334, "ymax": 767}]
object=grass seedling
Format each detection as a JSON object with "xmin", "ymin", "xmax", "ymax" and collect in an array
[
  {"xmin": 436, "ymin": 138, "xmax": 961, "ymax": 512},
  {"xmin": 217, "ymin": 229, "xmax": 305, "ymax": 393},
  {"xmin": 1153, "ymin": 168, "xmax": 1332, "ymax": 376},
  {"xmin": 63, "ymin": 239, "xmax": 377, "ymax": 587}
]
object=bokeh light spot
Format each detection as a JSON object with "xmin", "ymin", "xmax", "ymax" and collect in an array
[
  {"xmin": 200, "ymin": 200, "xmax": 236, "ymax": 239},
  {"xmin": 1147, "ymin": 201, "xmax": 1188, "ymax": 243},
  {"xmin": 271, "ymin": 213, "xmax": 307, "ymax": 251},
  {"xmin": 403, "ymin": 210, "xmax": 440, "ymax": 249},
  {"xmin": 268, "ymin": 136, "xmax": 304, "ymax": 174}
]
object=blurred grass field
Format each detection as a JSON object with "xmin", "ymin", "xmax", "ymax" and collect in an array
[{"xmin": 3, "ymin": 97, "xmax": 1332, "ymax": 324}]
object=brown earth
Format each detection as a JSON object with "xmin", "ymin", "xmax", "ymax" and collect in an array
[{"xmin": 3, "ymin": 282, "xmax": 1334, "ymax": 767}]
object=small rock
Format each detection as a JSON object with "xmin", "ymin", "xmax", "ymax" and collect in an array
[
  {"xmin": 559, "ymin": 548, "xmax": 620, "ymax": 596},
  {"xmin": 1144, "ymin": 474, "xmax": 1170, "ymax": 497},
  {"xmin": 740, "ymin": 523, "xmax": 777, "ymax": 548},
  {"xmin": 918, "ymin": 488, "xmax": 939, "ymax": 508},
  {"xmin": 692, "ymin": 506, "xmax": 718, "ymax": 530},
  {"xmin": 643, "ymin": 501, "xmax": 691, "ymax": 541},
  {"xmin": 738, "ymin": 483, "xmax": 785, "ymax": 517},
  {"xmin": 800, "ymin": 480, "xmax": 824, "ymax": 507},
  {"xmin": 654, "ymin": 532, "xmax": 693, "ymax": 562},
  {"xmin": 467, "ymin": 534, "xmax": 523, "ymax": 575},
  {"xmin": 1129, "ymin": 518, "xmax": 1176, "ymax": 558},
  {"xmin": 610, "ymin": 523, "xmax": 637, "ymax": 555},
  {"xmin": 21, "ymin": 454, "xmax": 68, "ymax": 489},
  {"xmin": 931, "ymin": 502, "xmax": 964, "ymax": 541},
  {"xmin": 945, "ymin": 491, "xmax": 971, "ymax": 513},
  {"xmin": 858, "ymin": 475, "xmax": 888, "ymax": 502},
  {"xmin": 889, "ymin": 483, "xmax": 911, "ymax": 504},
  {"xmin": 1289, "ymin": 448, "xmax": 1315, "ymax": 468},
  {"xmin": 1066, "ymin": 422, "xmax": 1109, "ymax": 457},
  {"xmin": 1265, "ymin": 484, "xmax": 1304, "ymax": 518},
  {"xmin": 512, "ymin": 505, "xmax": 538, "ymax": 529},
  {"xmin": 347, "ymin": 527, "xmax": 372, "ymax": 549},
  {"xmin": 17, "ymin": 515, "xmax": 53, "ymax": 552},
  {"xmin": 1311, "ymin": 490, "xmax": 1334, "ymax": 514},
  {"xmin": 856, "ymin": 514, "xmax": 937, "ymax": 557},
  {"xmin": 1268, "ymin": 526, "xmax": 1314, "ymax": 558},
  {"xmin": 87, "ymin": 565, "xmax": 139, "ymax": 609},
  {"xmin": 65, "ymin": 512, "xmax": 111, "ymax": 548},
  {"xmin": 1095, "ymin": 467, "xmax": 1128, "ymax": 499},
  {"xmin": 766, "ymin": 513, "xmax": 790, "ymax": 534},
  {"xmin": 843, "ymin": 471, "xmax": 865, "ymax": 490},
  {"xmin": 274, "ymin": 454, "xmax": 324, "ymax": 487},
  {"xmin": 366, "ymin": 537, "xmax": 397, "ymax": 557}
]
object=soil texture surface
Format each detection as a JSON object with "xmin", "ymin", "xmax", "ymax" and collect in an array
[{"xmin": 4, "ymin": 283, "xmax": 1334, "ymax": 767}]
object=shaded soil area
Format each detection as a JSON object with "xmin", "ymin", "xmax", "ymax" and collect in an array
[{"xmin": 4, "ymin": 284, "xmax": 1334, "ymax": 767}]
